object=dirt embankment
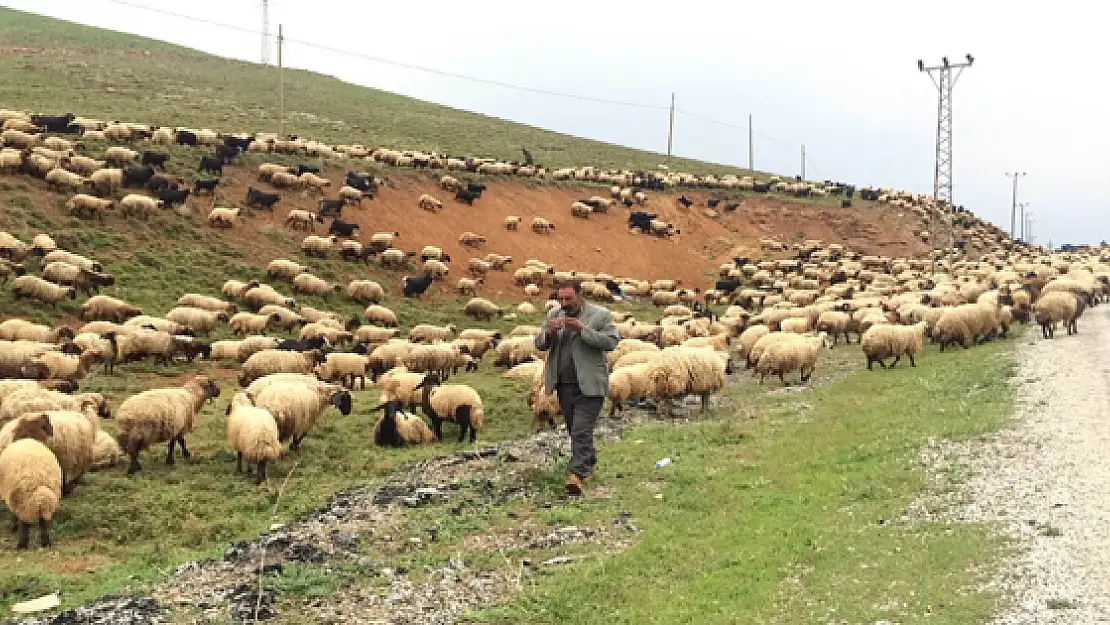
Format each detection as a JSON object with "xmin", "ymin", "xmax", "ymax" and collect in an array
[{"xmin": 5, "ymin": 162, "xmax": 933, "ymax": 298}]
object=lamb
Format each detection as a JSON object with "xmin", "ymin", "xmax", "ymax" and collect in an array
[
  {"xmin": 606, "ymin": 361, "xmax": 655, "ymax": 416},
  {"xmin": 257, "ymin": 162, "xmax": 292, "ymax": 181},
  {"xmin": 373, "ymin": 400, "xmax": 436, "ymax": 447},
  {"xmin": 293, "ymin": 272, "xmax": 340, "ymax": 296},
  {"xmin": 22, "ymin": 351, "xmax": 102, "ymax": 383},
  {"xmin": 0, "ymin": 258, "xmax": 25, "ymax": 283},
  {"xmin": 409, "ymin": 323, "xmax": 457, "ymax": 343},
  {"xmin": 860, "ymin": 322, "xmax": 927, "ymax": 370},
  {"xmin": 176, "ymin": 293, "xmax": 237, "ymax": 315},
  {"xmin": 44, "ymin": 249, "xmax": 102, "ymax": 273},
  {"xmin": 223, "ymin": 279, "xmax": 259, "ymax": 300},
  {"xmin": 440, "ymin": 175, "xmax": 462, "ymax": 192},
  {"xmin": 815, "ymin": 310, "xmax": 853, "ymax": 345},
  {"xmin": 0, "ymin": 385, "xmax": 109, "ymax": 421},
  {"xmin": 413, "ymin": 372, "xmax": 484, "ymax": 442},
  {"xmin": 642, "ymin": 346, "xmax": 729, "ymax": 414},
  {"xmin": 493, "ymin": 335, "xmax": 546, "ymax": 367},
  {"xmin": 347, "ymin": 280, "xmax": 385, "ymax": 303},
  {"xmin": 299, "ymin": 171, "xmax": 332, "ymax": 192},
  {"xmin": 238, "ymin": 349, "xmax": 326, "ymax": 386},
  {"xmin": 236, "ymin": 336, "xmax": 280, "ymax": 362},
  {"xmin": 314, "ymin": 352, "xmax": 371, "ymax": 389},
  {"xmin": 338, "ymin": 185, "xmax": 367, "ymax": 204},
  {"xmin": 353, "ymin": 325, "xmax": 399, "ymax": 346},
  {"xmin": 115, "ymin": 376, "xmax": 221, "ymax": 474},
  {"xmin": 504, "ymin": 216, "xmax": 520, "ymax": 231},
  {"xmin": 165, "ymin": 306, "xmax": 229, "ymax": 335},
  {"xmin": 0, "ymin": 341, "xmax": 62, "ymax": 379},
  {"xmin": 285, "ymin": 209, "xmax": 324, "ymax": 232},
  {"xmin": 1033, "ymin": 291, "xmax": 1080, "ymax": 339},
  {"xmin": 464, "ymin": 297, "xmax": 503, "ymax": 320},
  {"xmin": 457, "ymin": 277, "xmax": 483, "ymax": 296},
  {"xmin": 571, "ymin": 201, "xmax": 593, "ymax": 218},
  {"xmin": 103, "ymin": 146, "xmax": 139, "ymax": 166},
  {"xmin": 458, "ymin": 232, "xmax": 486, "ymax": 248},
  {"xmin": 753, "ymin": 332, "xmax": 832, "ymax": 385},
  {"xmin": 0, "ymin": 399, "xmax": 102, "ymax": 495},
  {"xmin": 244, "ymin": 284, "xmax": 296, "ymax": 310},
  {"xmin": 119, "ymin": 194, "xmax": 162, "ymax": 219},
  {"xmin": 0, "ymin": 319, "xmax": 75, "ymax": 344},
  {"xmin": 61, "ymin": 155, "xmax": 105, "ymax": 176},
  {"xmin": 40, "ymin": 261, "xmax": 115, "ymax": 296},
  {"xmin": 531, "ymin": 217, "xmax": 555, "ymax": 234},
  {"xmin": 0, "ymin": 414, "xmax": 60, "ymax": 549},
  {"xmin": 258, "ymin": 304, "xmax": 306, "ymax": 330},
  {"xmin": 207, "ymin": 207, "xmax": 243, "ymax": 228},
  {"xmin": 246, "ymin": 379, "xmax": 352, "ymax": 450},
  {"xmin": 227, "ymin": 313, "xmax": 273, "ymax": 337},
  {"xmin": 418, "ymin": 194, "xmax": 443, "ymax": 212},
  {"xmin": 269, "ymin": 171, "xmax": 304, "ymax": 189},
  {"xmin": 91, "ymin": 430, "xmax": 122, "ymax": 470},
  {"xmin": 10, "ymin": 275, "xmax": 77, "ymax": 307},
  {"xmin": 225, "ymin": 392, "xmax": 282, "ymax": 484},
  {"xmin": 44, "ymin": 168, "xmax": 88, "ymax": 193},
  {"xmin": 80, "ymin": 294, "xmax": 142, "ymax": 322},
  {"xmin": 301, "ymin": 235, "xmax": 338, "ymax": 258},
  {"xmin": 88, "ymin": 168, "xmax": 123, "ymax": 195}
]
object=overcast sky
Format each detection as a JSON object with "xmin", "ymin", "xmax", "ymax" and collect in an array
[{"xmin": 5, "ymin": 0, "xmax": 1107, "ymax": 247}]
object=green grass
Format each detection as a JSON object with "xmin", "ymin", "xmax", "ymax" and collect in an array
[
  {"xmin": 463, "ymin": 338, "xmax": 1017, "ymax": 624},
  {"xmin": 0, "ymin": 6, "xmax": 758, "ymax": 178}
]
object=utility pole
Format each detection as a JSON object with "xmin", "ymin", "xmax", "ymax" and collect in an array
[
  {"xmin": 261, "ymin": 0, "xmax": 271, "ymax": 65},
  {"xmin": 277, "ymin": 23, "xmax": 285, "ymax": 137},
  {"xmin": 666, "ymin": 93, "xmax": 675, "ymax": 158},
  {"xmin": 1005, "ymin": 171, "xmax": 1026, "ymax": 239},
  {"xmin": 1017, "ymin": 201, "xmax": 1029, "ymax": 240},
  {"xmin": 800, "ymin": 144, "xmax": 806, "ymax": 180},
  {"xmin": 917, "ymin": 54, "xmax": 975, "ymax": 207},
  {"xmin": 748, "ymin": 114, "xmax": 753, "ymax": 171},
  {"xmin": 1025, "ymin": 212, "xmax": 1034, "ymax": 245}
]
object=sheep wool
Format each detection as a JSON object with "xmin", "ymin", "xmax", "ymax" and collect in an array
[
  {"xmin": 226, "ymin": 392, "xmax": 281, "ymax": 483},
  {"xmin": 860, "ymin": 322, "xmax": 927, "ymax": 370},
  {"xmin": 247, "ymin": 381, "xmax": 351, "ymax": 450},
  {"xmin": 0, "ymin": 418, "xmax": 62, "ymax": 548},
  {"xmin": 115, "ymin": 376, "xmax": 221, "ymax": 474},
  {"xmin": 90, "ymin": 430, "xmax": 122, "ymax": 470}
]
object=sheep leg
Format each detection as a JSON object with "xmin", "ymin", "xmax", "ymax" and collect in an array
[
  {"xmin": 61, "ymin": 478, "xmax": 75, "ymax": 496},
  {"xmin": 256, "ymin": 460, "xmax": 268, "ymax": 485},
  {"xmin": 15, "ymin": 522, "xmax": 28, "ymax": 550},
  {"xmin": 38, "ymin": 519, "xmax": 51, "ymax": 548},
  {"xmin": 166, "ymin": 440, "xmax": 176, "ymax": 466},
  {"xmin": 457, "ymin": 407, "xmax": 473, "ymax": 443},
  {"xmin": 177, "ymin": 436, "xmax": 191, "ymax": 459},
  {"xmin": 126, "ymin": 448, "xmax": 142, "ymax": 475},
  {"xmin": 700, "ymin": 392, "xmax": 710, "ymax": 412},
  {"xmin": 236, "ymin": 452, "xmax": 243, "ymax": 473},
  {"xmin": 908, "ymin": 354, "xmax": 916, "ymax": 367},
  {"xmin": 9, "ymin": 514, "xmax": 17, "ymax": 533},
  {"xmin": 430, "ymin": 415, "xmax": 444, "ymax": 441},
  {"xmin": 891, "ymin": 355, "xmax": 901, "ymax": 367}
]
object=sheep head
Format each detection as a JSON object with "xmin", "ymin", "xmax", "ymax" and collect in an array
[{"xmin": 12, "ymin": 413, "xmax": 53, "ymax": 444}]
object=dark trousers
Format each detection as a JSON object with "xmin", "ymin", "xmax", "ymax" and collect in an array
[{"xmin": 556, "ymin": 383, "xmax": 604, "ymax": 479}]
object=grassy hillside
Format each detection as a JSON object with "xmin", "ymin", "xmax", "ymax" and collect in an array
[{"xmin": 0, "ymin": 6, "xmax": 755, "ymax": 177}]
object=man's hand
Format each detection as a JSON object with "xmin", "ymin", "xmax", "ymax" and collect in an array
[
  {"xmin": 547, "ymin": 317, "xmax": 565, "ymax": 333},
  {"xmin": 563, "ymin": 317, "xmax": 583, "ymax": 332}
]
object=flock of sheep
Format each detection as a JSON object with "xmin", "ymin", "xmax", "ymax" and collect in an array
[{"xmin": 0, "ymin": 106, "xmax": 1097, "ymax": 554}]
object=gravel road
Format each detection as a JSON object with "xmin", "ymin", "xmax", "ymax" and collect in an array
[{"xmin": 948, "ymin": 305, "xmax": 1110, "ymax": 623}]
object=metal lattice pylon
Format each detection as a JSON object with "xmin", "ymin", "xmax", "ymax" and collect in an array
[
  {"xmin": 261, "ymin": 0, "xmax": 271, "ymax": 65},
  {"xmin": 919, "ymin": 55, "xmax": 974, "ymax": 207}
]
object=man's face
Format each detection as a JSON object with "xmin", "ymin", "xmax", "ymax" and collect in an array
[{"xmin": 556, "ymin": 288, "xmax": 582, "ymax": 314}]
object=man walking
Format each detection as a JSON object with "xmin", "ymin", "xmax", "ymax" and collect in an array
[{"xmin": 535, "ymin": 280, "xmax": 621, "ymax": 495}]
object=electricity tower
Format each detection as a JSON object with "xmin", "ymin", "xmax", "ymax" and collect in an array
[
  {"xmin": 917, "ymin": 54, "xmax": 974, "ymax": 208},
  {"xmin": 261, "ymin": 0, "xmax": 271, "ymax": 65}
]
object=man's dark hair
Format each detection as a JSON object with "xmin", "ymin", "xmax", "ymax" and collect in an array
[{"xmin": 555, "ymin": 280, "xmax": 583, "ymax": 294}]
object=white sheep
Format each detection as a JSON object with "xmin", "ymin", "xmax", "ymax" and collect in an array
[
  {"xmin": 226, "ymin": 391, "xmax": 282, "ymax": 484},
  {"xmin": 208, "ymin": 207, "xmax": 243, "ymax": 228},
  {"xmin": 0, "ymin": 414, "xmax": 61, "ymax": 549},
  {"xmin": 114, "ymin": 376, "xmax": 221, "ymax": 474},
  {"xmin": 246, "ymin": 379, "xmax": 352, "ymax": 450}
]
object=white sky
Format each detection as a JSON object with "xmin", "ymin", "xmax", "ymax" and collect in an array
[{"xmin": 4, "ymin": 0, "xmax": 1108, "ymax": 247}]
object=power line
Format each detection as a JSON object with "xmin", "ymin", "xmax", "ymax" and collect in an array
[{"xmin": 103, "ymin": 0, "xmax": 812, "ymax": 168}]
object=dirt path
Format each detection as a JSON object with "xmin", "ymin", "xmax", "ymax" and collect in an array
[{"xmin": 942, "ymin": 306, "xmax": 1110, "ymax": 623}]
